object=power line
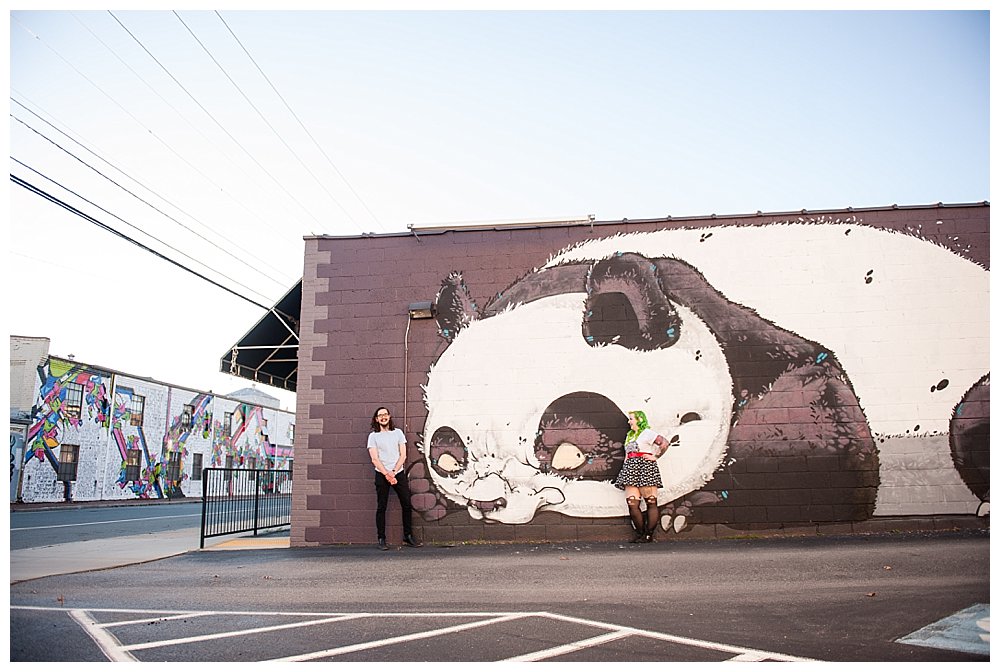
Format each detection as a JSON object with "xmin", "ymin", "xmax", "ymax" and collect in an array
[
  {"xmin": 107, "ymin": 10, "xmax": 330, "ymax": 232},
  {"xmin": 215, "ymin": 10, "xmax": 386, "ymax": 232},
  {"xmin": 11, "ymin": 108, "xmax": 295, "ymax": 291},
  {"xmin": 11, "ymin": 157, "xmax": 278, "ymax": 307},
  {"xmin": 174, "ymin": 10, "xmax": 360, "ymax": 228},
  {"xmin": 66, "ymin": 11, "xmax": 316, "ymax": 248},
  {"xmin": 11, "ymin": 15, "xmax": 315, "ymax": 251},
  {"xmin": 10, "ymin": 171, "xmax": 272, "ymax": 311}
]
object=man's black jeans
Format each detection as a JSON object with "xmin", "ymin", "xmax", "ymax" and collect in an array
[{"xmin": 374, "ymin": 470, "xmax": 414, "ymax": 540}]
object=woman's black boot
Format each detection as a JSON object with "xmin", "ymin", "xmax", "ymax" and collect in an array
[
  {"xmin": 627, "ymin": 497, "xmax": 646, "ymax": 542},
  {"xmin": 643, "ymin": 497, "xmax": 661, "ymax": 542}
]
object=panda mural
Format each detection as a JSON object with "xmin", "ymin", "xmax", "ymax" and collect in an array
[{"xmin": 409, "ymin": 218, "xmax": 990, "ymax": 534}]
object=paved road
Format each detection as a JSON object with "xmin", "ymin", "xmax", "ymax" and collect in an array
[
  {"xmin": 9, "ymin": 499, "xmax": 288, "ymax": 582},
  {"xmin": 10, "ymin": 501, "xmax": 203, "ymax": 549},
  {"xmin": 9, "ymin": 529, "xmax": 990, "ymax": 662}
]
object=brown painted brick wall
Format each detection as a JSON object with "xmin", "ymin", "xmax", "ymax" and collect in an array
[{"xmin": 293, "ymin": 203, "xmax": 989, "ymax": 546}]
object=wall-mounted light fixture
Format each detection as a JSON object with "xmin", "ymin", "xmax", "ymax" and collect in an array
[{"xmin": 407, "ymin": 301, "xmax": 436, "ymax": 319}]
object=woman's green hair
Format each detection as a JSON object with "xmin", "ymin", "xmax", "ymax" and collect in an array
[{"xmin": 626, "ymin": 410, "xmax": 649, "ymax": 443}]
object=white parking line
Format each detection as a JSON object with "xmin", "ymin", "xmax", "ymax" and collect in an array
[
  {"xmin": 13, "ymin": 606, "xmax": 817, "ymax": 662},
  {"xmin": 268, "ymin": 612, "xmax": 534, "ymax": 662},
  {"xmin": 99, "ymin": 611, "xmax": 217, "ymax": 628},
  {"xmin": 728, "ymin": 652, "xmax": 773, "ymax": 661},
  {"xmin": 121, "ymin": 614, "xmax": 364, "ymax": 651},
  {"xmin": 539, "ymin": 611, "xmax": 816, "ymax": 662},
  {"xmin": 69, "ymin": 610, "xmax": 137, "ymax": 663},
  {"xmin": 504, "ymin": 630, "xmax": 634, "ymax": 662}
]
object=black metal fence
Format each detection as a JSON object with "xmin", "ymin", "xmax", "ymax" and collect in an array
[{"xmin": 200, "ymin": 468, "xmax": 292, "ymax": 548}]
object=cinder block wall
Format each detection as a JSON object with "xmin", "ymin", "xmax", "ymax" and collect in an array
[{"xmin": 291, "ymin": 204, "xmax": 989, "ymax": 546}]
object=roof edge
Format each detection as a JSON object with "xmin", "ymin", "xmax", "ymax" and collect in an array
[
  {"xmin": 45, "ymin": 355, "xmax": 292, "ymax": 412},
  {"xmin": 304, "ymin": 200, "xmax": 990, "ymax": 240}
]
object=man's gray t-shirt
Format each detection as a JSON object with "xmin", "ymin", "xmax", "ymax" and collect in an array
[{"xmin": 368, "ymin": 428, "xmax": 405, "ymax": 474}]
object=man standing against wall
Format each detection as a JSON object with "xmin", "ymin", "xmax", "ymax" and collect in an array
[{"xmin": 368, "ymin": 406, "xmax": 421, "ymax": 550}]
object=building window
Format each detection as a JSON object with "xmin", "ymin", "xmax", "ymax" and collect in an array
[
  {"xmin": 166, "ymin": 451, "xmax": 182, "ymax": 482},
  {"xmin": 58, "ymin": 444, "xmax": 80, "ymax": 481},
  {"xmin": 64, "ymin": 383, "xmax": 84, "ymax": 420},
  {"xmin": 192, "ymin": 453, "xmax": 203, "ymax": 481},
  {"xmin": 181, "ymin": 405, "xmax": 194, "ymax": 430},
  {"xmin": 125, "ymin": 448, "xmax": 141, "ymax": 481},
  {"xmin": 223, "ymin": 412, "xmax": 232, "ymax": 436},
  {"xmin": 129, "ymin": 394, "xmax": 145, "ymax": 427},
  {"xmin": 100, "ymin": 397, "xmax": 111, "ymax": 428}
]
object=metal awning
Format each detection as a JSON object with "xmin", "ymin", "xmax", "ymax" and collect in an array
[{"xmin": 221, "ymin": 281, "xmax": 302, "ymax": 392}]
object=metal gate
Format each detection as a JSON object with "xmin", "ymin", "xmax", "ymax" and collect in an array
[{"xmin": 200, "ymin": 468, "xmax": 291, "ymax": 548}]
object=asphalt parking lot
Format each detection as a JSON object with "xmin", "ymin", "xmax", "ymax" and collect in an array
[{"xmin": 9, "ymin": 528, "xmax": 989, "ymax": 662}]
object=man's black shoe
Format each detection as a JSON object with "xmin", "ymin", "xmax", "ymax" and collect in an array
[
  {"xmin": 402, "ymin": 534, "xmax": 422, "ymax": 547},
  {"xmin": 377, "ymin": 538, "xmax": 388, "ymax": 550}
]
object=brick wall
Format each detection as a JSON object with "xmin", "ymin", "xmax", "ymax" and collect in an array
[{"xmin": 294, "ymin": 204, "xmax": 989, "ymax": 545}]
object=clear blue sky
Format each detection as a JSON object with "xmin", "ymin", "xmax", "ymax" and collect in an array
[{"xmin": 6, "ymin": 8, "xmax": 990, "ymax": 410}]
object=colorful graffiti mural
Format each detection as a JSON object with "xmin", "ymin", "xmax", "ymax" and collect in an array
[
  {"xmin": 210, "ymin": 403, "xmax": 278, "ymax": 470},
  {"xmin": 109, "ymin": 392, "xmax": 282, "ymax": 498},
  {"xmin": 25, "ymin": 359, "xmax": 109, "ymax": 474},
  {"xmin": 410, "ymin": 219, "xmax": 989, "ymax": 534},
  {"xmin": 19, "ymin": 355, "xmax": 294, "ymax": 503},
  {"xmin": 158, "ymin": 394, "xmax": 214, "ymax": 497},
  {"xmin": 111, "ymin": 386, "xmax": 162, "ymax": 498}
]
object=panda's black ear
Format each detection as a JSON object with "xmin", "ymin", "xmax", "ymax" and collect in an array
[
  {"xmin": 583, "ymin": 253, "xmax": 681, "ymax": 350},
  {"xmin": 436, "ymin": 272, "xmax": 480, "ymax": 342}
]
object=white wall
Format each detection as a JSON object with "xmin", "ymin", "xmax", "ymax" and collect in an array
[{"xmin": 17, "ymin": 355, "xmax": 294, "ymax": 503}]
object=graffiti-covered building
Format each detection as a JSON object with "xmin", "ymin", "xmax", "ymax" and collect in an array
[
  {"xmin": 10, "ymin": 336, "xmax": 295, "ymax": 503},
  {"xmin": 257, "ymin": 203, "xmax": 988, "ymax": 546}
]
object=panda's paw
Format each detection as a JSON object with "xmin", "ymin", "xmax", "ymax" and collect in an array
[
  {"xmin": 658, "ymin": 513, "xmax": 689, "ymax": 534},
  {"xmin": 659, "ymin": 506, "xmax": 689, "ymax": 534},
  {"xmin": 407, "ymin": 462, "xmax": 452, "ymax": 521}
]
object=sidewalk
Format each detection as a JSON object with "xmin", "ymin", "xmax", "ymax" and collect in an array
[{"xmin": 10, "ymin": 527, "xmax": 290, "ymax": 583}]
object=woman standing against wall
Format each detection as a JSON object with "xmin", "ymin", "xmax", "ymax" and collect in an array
[{"xmin": 614, "ymin": 410, "xmax": 670, "ymax": 543}]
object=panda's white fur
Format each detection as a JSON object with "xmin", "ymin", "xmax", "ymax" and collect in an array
[
  {"xmin": 422, "ymin": 294, "xmax": 732, "ymax": 522},
  {"xmin": 548, "ymin": 221, "xmax": 989, "ymax": 438},
  {"xmin": 421, "ymin": 220, "xmax": 989, "ymax": 523}
]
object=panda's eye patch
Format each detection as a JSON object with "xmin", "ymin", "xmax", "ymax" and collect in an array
[
  {"xmin": 679, "ymin": 412, "xmax": 702, "ymax": 424},
  {"xmin": 429, "ymin": 426, "xmax": 467, "ymax": 478},
  {"xmin": 533, "ymin": 392, "xmax": 627, "ymax": 481}
]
